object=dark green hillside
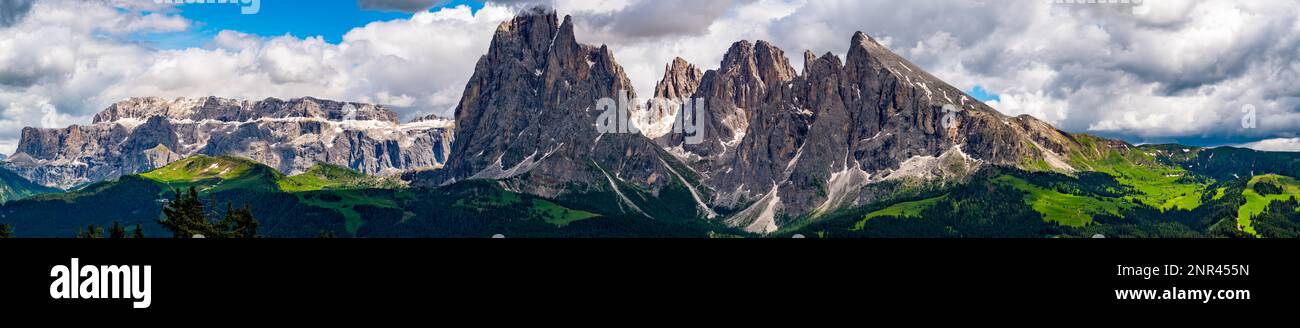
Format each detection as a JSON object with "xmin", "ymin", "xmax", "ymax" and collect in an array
[
  {"xmin": 0, "ymin": 155, "xmax": 734, "ymax": 238},
  {"xmin": 0, "ymin": 175, "xmax": 169, "ymax": 237},
  {"xmin": 359, "ymin": 180, "xmax": 726, "ymax": 238},
  {"xmin": 782, "ymin": 147, "xmax": 1300, "ymax": 238},
  {"xmin": 0, "ymin": 156, "xmax": 343, "ymax": 237},
  {"xmin": 4, "ymin": 146, "xmax": 1299, "ymax": 238},
  {"xmin": 0, "ymin": 167, "xmax": 59, "ymax": 203}
]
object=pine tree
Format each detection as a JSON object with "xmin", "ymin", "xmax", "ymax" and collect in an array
[
  {"xmin": 76, "ymin": 224, "xmax": 104, "ymax": 239},
  {"xmin": 159, "ymin": 187, "xmax": 215, "ymax": 238},
  {"xmin": 157, "ymin": 188, "xmax": 259, "ymax": 238},
  {"xmin": 132, "ymin": 224, "xmax": 145, "ymax": 239},
  {"xmin": 109, "ymin": 221, "xmax": 126, "ymax": 239},
  {"xmin": 220, "ymin": 203, "xmax": 259, "ymax": 238}
]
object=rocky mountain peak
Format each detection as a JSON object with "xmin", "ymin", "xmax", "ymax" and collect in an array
[
  {"xmin": 754, "ymin": 40, "xmax": 797, "ymax": 85},
  {"xmin": 655, "ymin": 57, "xmax": 703, "ymax": 100},
  {"xmin": 639, "ymin": 30, "xmax": 1087, "ymax": 233},
  {"xmin": 9, "ymin": 96, "xmax": 452, "ymax": 189},
  {"xmin": 807, "ymin": 51, "xmax": 844, "ymax": 78},
  {"xmin": 412, "ymin": 6, "xmax": 692, "ymax": 223},
  {"xmin": 717, "ymin": 40, "xmax": 797, "ymax": 88},
  {"xmin": 661, "ymin": 39, "xmax": 801, "ymax": 163},
  {"xmin": 851, "ymin": 31, "xmax": 875, "ymax": 45},
  {"xmin": 489, "ymin": 7, "xmax": 560, "ymax": 68},
  {"xmin": 409, "ymin": 113, "xmax": 452, "ymax": 123},
  {"xmin": 802, "ymin": 50, "xmax": 817, "ymax": 76},
  {"xmin": 636, "ymin": 57, "xmax": 704, "ymax": 139},
  {"xmin": 92, "ymin": 96, "xmax": 400, "ymax": 124}
]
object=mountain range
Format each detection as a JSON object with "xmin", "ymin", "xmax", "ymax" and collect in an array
[
  {"xmin": 1, "ymin": 9, "xmax": 1298, "ymax": 238},
  {"xmin": 4, "ymin": 96, "xmax": 453, "ymax": 189}
]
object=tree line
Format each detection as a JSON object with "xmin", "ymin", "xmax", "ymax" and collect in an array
[
  {"xmin": 0, "ymin": 186, "xmax": 263, "ymax": 239},
  {"xmin": 155, "ymin": 187, "xmax": 260, "ymax": 238}
]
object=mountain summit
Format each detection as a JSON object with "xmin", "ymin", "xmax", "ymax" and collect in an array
[
  {"xmin": 639, "ymin": 32, "xmax": 1085, "ymax": 232},
  {"xmin": 6, "ymin": 96, "xmax": 453, "ymax": 189},
  {"xmin": 407, "ymin": 9, "xmax": 707, "ymax": 220},
  {"xmin": 405, "ymin": 10, "xmax": 1088, "ymax": 233}
]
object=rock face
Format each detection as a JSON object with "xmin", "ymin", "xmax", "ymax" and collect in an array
[
  {"xmin": 407, "ymin": 9, "xmax": 710, "ymax": 219},
  {"xmin": 637, "ymin": 57, "xmax": 704, "ymax": 139},
  {"xmin": 404, "ymin": 10, "xmax": 1080, "ymax": 233},
  {"xmin": 5, "ymin": 96, "xmax": 454, "ymax": 189},
  {"xmin": 648, "ymin": 33, "xmax": 1078, "ymax": 233}
]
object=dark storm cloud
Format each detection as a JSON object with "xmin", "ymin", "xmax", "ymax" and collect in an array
[
  {"xmin": 0, "ymin": 0, "xmax": 33, "ymax": 27},
  {"xmin": 582, "ymin": 0, "xmax": 752, "ymax": 39},
  {"xmin": 760, "ymin": 0, "xmax": 1300, "ymax": 144},
  {"xmin": 5, "ymin": 0, "xmax": 1299, "ymax": 151}
]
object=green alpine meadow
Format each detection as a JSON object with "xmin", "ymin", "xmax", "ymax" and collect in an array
[{"xmin": 2, "ymin": 143, "xmax": 1298, "ymax": 238}]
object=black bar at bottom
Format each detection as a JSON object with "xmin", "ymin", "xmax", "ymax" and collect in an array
[{"xmin": 1, "ymin": 239, "xmax": 1292, "ymax": 316}]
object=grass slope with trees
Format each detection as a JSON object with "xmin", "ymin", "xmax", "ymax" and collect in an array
[
  {"xmin": 0, "ymin": 155, "xmax": 732, "ymax": 238},
  {"xmin": 2, "ymin": 141, "xmax": 1299, "ymax": 238}
]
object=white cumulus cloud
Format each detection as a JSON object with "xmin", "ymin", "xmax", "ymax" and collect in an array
[
  {"xmin": 0, "ymin": 0, "xmax": 514, "ymax": 154},
  {"xmin": 3, "ymin": 0, "xmax": 1299, "ymax": 155}
]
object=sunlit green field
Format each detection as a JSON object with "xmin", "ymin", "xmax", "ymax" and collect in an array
[
  {"xmin": 140, "ymin": 156, "xmax": 256, "ymax": 182},
  {"xmin": 278, "ymin": 164, "xmax": 402, "ymax": 192},
  {"xmin": 278, "ymin": 167, "xmax": 350, "ymax": 192},
  {"xmin": 1065, "ymin": 138, "xmax": 1211, "ymax": 212},
  {"xmin": 449, "ymin": 186, "xmax": 598, "ymax": 227},
  {"xmin": 848, "ymin": 171, "xmax": 1147, "ymax": 229},
  {"xmin": 1107, "ymin": 160, "xmax": 1206, "ymax": 211},
  {"xmin": 994, "ymin": 175, "xmax": 1130, "ymax": 227},
  {"xmin": 140, "ymin": 156, "xmax": 280, "ymax": 193},
  {"xmin": 296, "ymin": 189, "xmax": 406, "ymax": 235},
  {"xmin": 1238, "ymin": 174, "xmax": 1300, "ymax": 236},
  {"xmin": 535, "ymin": 199, "xmax": 599, "ymax": 227},
  {"xmin": 852, "ymin": 195, "xmax": 947, "ymax": 230}
]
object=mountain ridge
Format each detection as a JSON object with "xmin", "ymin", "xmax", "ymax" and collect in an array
[
  {"xmin": 634, "ymin": 31, "xmax": 1087, "ymax": 232},
  {"xmin": 407, "ymin": 9, "xmax": 696, "ymax": 223},
  {"xmin": 0, "ymin": 152, "xmax": 725, "ymax": 238},
  {"xmin": 403, "ymin": 8, "xmax": 1196, "ymax": 233},
  {"xmin": 5, "ymin": 96, "xmax": 454, "ymax": 189}
]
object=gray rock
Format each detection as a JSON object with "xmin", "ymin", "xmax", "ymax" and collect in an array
[
  {"xmin": 649, "ymin": 32, "xmax": 1081, "ymax": 233},
  {"xmin": 407, "ymin": 9, "xmax": 708, "ymax": 219},
  {"xmin": 5, "ymin": 96, "xmax": 453, "ymax": 189},
  {"xmin": 637, "ymin": 57, "xmax": 703, "ymax": 139},
  {"xmin": 92, "ymin": 96, "xmax": 399, "ymax": 124},
  {"xmin": 411, "ymin": 11, "xmax": 1084, "ymax": 233}
]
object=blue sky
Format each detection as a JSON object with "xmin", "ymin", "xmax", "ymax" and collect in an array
[
  {"xmin": 139, "ymin": 0, "xmax": 486, "ymax": 48},
  {"xmin": 966, "ymin": 86, "xmax": 999, "ymax": 103}
]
